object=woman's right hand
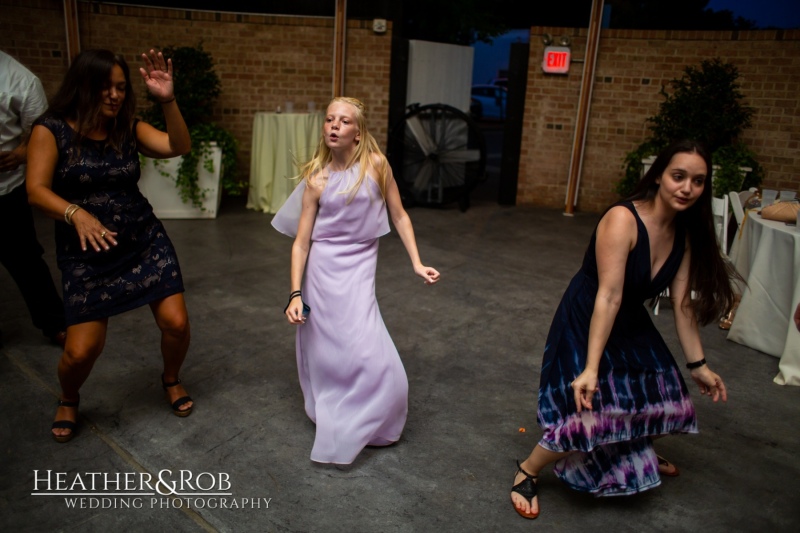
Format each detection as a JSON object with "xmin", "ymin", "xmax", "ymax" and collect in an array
[
  {"xmin": 71, "ymin": 208, "xmax": 118, "ymax": 252},
  {"xmin": 285, "ymin": 298, "xmax": 306, "ymax": 325},
  {"xmin": 571, "ymin": 369, "xmax": 599, "ymax": 412},
  {"xmin": 690, "ymin": 366, "xmax": 728, "ymax": 402}
]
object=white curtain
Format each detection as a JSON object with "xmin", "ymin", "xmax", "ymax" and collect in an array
[{"xmin": 406, "ymin": 40, "xmax": 473, "ymax": 112}]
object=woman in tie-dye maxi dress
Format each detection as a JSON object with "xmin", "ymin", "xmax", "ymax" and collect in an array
[{"xmin": 510, "ymin": 140, "xmax": 737, "ymax": 519}]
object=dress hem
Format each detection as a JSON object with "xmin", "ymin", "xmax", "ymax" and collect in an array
[
  {"xmin": 65, "ymin": 286, "xmax": 184, "ymax": 326},
  {"xmin": 538, "ymin": 428, "xmax": 699, "ymax": 454}
]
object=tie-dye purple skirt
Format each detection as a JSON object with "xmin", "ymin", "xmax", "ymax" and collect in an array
[{"xmin": 537, "ymin": 272, "xmax": 698, "ymax": 496}]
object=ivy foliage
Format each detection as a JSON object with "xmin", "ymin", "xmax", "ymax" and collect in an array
[
  {"xmin": 617, "ymin": 58, "xmax": 762, "ymax": 198},
  {"xmin": 141, "ymin": 43, "xmax": 244, "ymax": 209}
]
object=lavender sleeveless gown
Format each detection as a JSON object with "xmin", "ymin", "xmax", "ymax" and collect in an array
[{"xmin": 272, "ymin": 165, "xmax": 407, "ymax": 464}]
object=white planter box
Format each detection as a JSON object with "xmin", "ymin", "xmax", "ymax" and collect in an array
[{"xmin": 138, "ymin": 143, "xmax": 223, "ymax": 219}]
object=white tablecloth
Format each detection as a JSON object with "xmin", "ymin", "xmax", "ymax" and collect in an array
[
  {"xmin": 728, "ymin": 210, "xmax": 800, "ymax": 385},
  {"xmin": 246, "ymin": 112, "xmax": 323, "ymax": 214}
]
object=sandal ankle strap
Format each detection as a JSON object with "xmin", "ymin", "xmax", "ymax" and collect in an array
[
  {"xmin": 58, "ymin": 398, "xmax": 79, "ymax": 408},
  {"xmin": 161, "ymin": 373, "xmax": 182, "ymax": 389},
  {"xmin": 516, "ymin": 460, "xmax": 538, "ymax": 479}
]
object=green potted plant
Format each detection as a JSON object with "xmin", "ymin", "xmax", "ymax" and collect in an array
[
  {"xmin": 138, "ymin": 43, "xmax": 244, "ymax": 217},
  {"xmin": 616, "ymin": 58, "xmax": 763, "ymax": 198}
]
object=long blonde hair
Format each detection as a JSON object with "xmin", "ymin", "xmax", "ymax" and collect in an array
[{"xmin": 298, "ymin": 96, "xmax": 389, "ymax": 201}]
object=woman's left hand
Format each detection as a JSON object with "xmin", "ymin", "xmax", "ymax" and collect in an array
[
  {"xmin": 690, "ymin": 366, "xmax": 728, "ymax": 402},
  {"xmin": 414, "ymin": 265, "xmax": 440, "ymax": 285},
  {"xmin": 139, "ymin": 49, "xmax": 174, "ymax": 103},
  {"xmin": 571, "ymin": 369, "xmax": 599, "ymax": 412}
]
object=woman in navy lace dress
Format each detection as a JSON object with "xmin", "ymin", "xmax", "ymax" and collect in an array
[
  {"xmin": 27, "ymin": 49, "xmax": 194, "ymax": 442},
  {"xmin": 510, "ymin": 140, "xmax": 737, "ymax": 518}
]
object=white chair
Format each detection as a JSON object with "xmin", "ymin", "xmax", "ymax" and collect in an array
[
  {"xmin": 712, "ymin": 195, "xmax": 729, "ymax": 256},
  {"xmin": 729, "ymin": 190, "xmax": 744, "ymax": 230},
  {"xmin": 729, "ymin": 188, "xmax": 758, "ymax": 230}
]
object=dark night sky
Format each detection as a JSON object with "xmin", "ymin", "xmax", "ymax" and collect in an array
[
  {"xmin": 707, "ymin": 0, "xmax": 800, "ymax": 28},
  {"xmin": 107, "ymin": 1, "xmax": 799, "ymax": 30}
]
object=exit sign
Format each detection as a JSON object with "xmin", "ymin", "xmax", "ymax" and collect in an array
[{"xmin": 542, "ymin": 46, "xmax": 571, "ymax": 74}]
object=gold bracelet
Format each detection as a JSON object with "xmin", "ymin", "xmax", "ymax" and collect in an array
[
  {"xmin": 66, "ymin": 204, "xmax": 81, "ymax": 224},
  {"xmin": 64, "ymin": 204, "xmax": 76, "ymax": 224},
  {"xmin": 64, "ymin": 204, "xmax": 82, "ymax": 225}
]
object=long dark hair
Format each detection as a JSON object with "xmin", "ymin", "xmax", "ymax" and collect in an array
[
  {"xmin": 627, "ymin": 139, "xmax": 737, "ymax": 325},
  {"xmin": 47, "ymin": 49, "xmax": 136, "ymax": 153}
]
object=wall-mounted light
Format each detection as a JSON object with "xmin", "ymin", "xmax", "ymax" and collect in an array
[
  {"xmin": 541, "ymin": 33, "xmax": 553, "ymax": 46},
  {"xmin": 559, "ymin": 35, "xmax": 571, "ymax": 47},
  {"xmin": 372, "ymin": 19, "xmax": 387, "ymax": 34}
]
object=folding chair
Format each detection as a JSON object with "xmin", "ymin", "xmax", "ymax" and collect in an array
[{"xmin": 712, "ymin": 195, "xmax": 729, "ymax": 256}]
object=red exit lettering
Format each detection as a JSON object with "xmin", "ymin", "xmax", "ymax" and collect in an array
[{"xmin": 547, "ymin": 52, "xmax": 567, "ymax": 67}]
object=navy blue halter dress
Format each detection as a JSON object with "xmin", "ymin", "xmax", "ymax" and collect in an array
[
  {"xmin": 35, "ymin": 115, "xmax": 184, "ymax": 326},
  {"xmin": 537, "ymin": 201, "xmax": 698, "ymax": 496}
]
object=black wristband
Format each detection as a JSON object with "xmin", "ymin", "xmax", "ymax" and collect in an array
[
  {"xmin": 686, "ymin": 358, "xmax": 707, "ymax": 370},
  {"xmin": 284, "ymin": 291, "xmax": 302, "ymax": 313},
  {"xmin": 160, "ymin": 97, "xmax": 176, "ymax": 104}
]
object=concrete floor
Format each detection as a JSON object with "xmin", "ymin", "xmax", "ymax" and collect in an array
[{"xmin": 2, "ymin": 195, "xmax": 799, "ymax": 532}]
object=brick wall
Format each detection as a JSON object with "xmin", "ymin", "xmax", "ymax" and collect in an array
[
  {"xmin": 0, "ymin": 0, "xmax": 392, "ymax": 186},
  {"xmin": 3, "ymin": 2, "xmax": 798, "ymax": 212},
  {"xmin": 520, "ymin": 26, "xmax": 800, "ymax": 212},
  {"xmin": 0, "ymin": 0, "xmax": 69, "ymax": 97}
]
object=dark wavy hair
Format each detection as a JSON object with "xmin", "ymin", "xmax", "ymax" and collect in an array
[
  {"xmin": 626, "ymin": 139, "xmax": 737, "ymax": 325},
  {"xmin": 47, "ymin": 49, "xmax": 136, "ymax": 153}
]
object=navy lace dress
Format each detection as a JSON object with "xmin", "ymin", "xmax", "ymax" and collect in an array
[
  {"xmin": 35, "ymin": 115, "xmax": 184, "ymax": 326},
  {"xmin": 537, "ymin": 201, "xmax": 698, "ymax": 496}
]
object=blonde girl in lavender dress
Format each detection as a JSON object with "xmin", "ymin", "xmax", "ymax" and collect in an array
[{"xmin": 272, "ymin": 97, "xmax": 440, "ymax": 464}]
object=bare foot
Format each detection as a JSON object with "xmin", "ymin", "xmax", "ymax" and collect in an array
[
  {"xmin": 657, "ymin": 455, "xmax": 680, "ymax": 476},
  {"xmin": 510, "ymin": 461, "xmax": 539, "ymax": 519}
]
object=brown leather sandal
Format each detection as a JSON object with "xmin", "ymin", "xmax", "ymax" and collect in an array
[{"xmin": 719, "ymin": 297, "xmax": 741, "ymax": 330}]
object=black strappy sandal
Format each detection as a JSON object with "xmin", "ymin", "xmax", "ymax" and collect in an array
[
  {"xmin": 51, "ymin": 398, "xmax": 79, "ymax": 443},
  {"xmin": 511, "ymin": 460, "xmax": 539, "ymax": 519},
  {"xmin": 161, "ymin": 374, "xmax": 193, "ymax": 417}
]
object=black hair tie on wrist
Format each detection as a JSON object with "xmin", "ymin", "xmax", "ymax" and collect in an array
[
  {"xmin": 284, "ymin": 291, "xmax": 302, "ymax": 313},
  {"xmin": 686, "ymin": 358, "xmax": 707, "ymax": 370}
]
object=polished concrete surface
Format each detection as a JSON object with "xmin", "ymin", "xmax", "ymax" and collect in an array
[{"xmin": 2, "ymin": 195, "xmax": 799, "ymax": 532}]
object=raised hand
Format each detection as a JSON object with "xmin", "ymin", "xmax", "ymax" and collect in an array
[{"xmin": 139, "ymin": 49, "xmax": 174, "ymax": 103}]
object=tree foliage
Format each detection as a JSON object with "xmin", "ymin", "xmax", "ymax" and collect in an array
[
  {"xmin": 617, "ymin": 58, "xmax": 762, "ymax": 198},
  {"xmin": 649, "ymin": 58, "xmax": 753, "ymax": 153}
]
